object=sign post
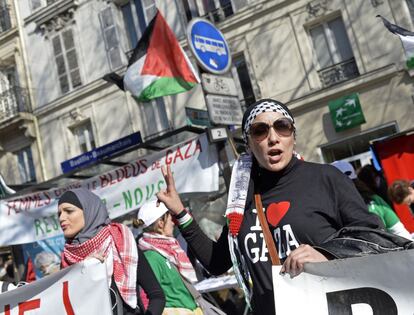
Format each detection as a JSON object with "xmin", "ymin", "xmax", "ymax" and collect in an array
[{"xmin": 187, "ymin": 18, "xmax": 232, "ymax": 74}]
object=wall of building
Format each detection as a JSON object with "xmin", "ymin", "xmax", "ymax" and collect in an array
[{"xmin": 7, "ymin": 0, "xmax": 414, "ymax": 182}]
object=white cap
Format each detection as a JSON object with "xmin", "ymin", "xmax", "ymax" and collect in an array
[
  {"xmin": 137, "ymin": 199, "xmax": 169, "ymax": 228},
  {"xmin": 331, "ymin": 160, "xmax": 357, "ymax": 180}
]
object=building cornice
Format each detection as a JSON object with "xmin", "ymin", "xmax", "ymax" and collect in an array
[
  {"xmin": 24, "ymin": 0, "xmax": 79, "ymax": 36},
  {"xmin": 0, "ymin": 28, "xmax": 19, "ymax": 47},
  {"xmin": 215, "ymin": 0, "xmax": 300, "ymax": 33},
  {"xmin": 287, "ymin": 64, "xmax": 399, "ymax": 114},
  {"xmin": 34, "ymin": 75, "xmax": 123, "ymax": 118}
]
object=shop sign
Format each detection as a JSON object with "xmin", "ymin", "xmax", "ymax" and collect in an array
[{"xmin": 329, "ymin": 93, "xmax": 365, "ymax": 132}]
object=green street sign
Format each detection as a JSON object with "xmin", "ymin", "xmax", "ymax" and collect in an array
[{"xmin": 329, "ymin": 93, "xmax": 366, "ymax": 132}]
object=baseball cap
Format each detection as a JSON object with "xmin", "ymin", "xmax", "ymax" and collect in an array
[
  {"xmin": 137, "ymin": 199, "xmax": 169, "ymax": 228},
  {"xmin": 331, "ymin": 160, "xmax": 357, "ymax": 180}
]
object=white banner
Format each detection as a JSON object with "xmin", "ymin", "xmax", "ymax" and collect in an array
[
  {"xmin": 0, "ymin": 259, "xmax": 112, "ymax": 315},
  {"xmin": 0, "ymin": 134, "xmax": 219, "ymax": 245},
  {"xmin": 273, "ymin": 250, "xmax": 414, "ymax": 315}
]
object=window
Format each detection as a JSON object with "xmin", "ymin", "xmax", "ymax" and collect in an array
[
  {"xmin": 121, "ymin": 0, "xmax": 156, "ymax": 50},
  {"xmin": 232, "ymin": 54, "xmax": 256, "ymax": 109},
  {"xmin": 141, "ymin": 98, "xmax": 170, "ymax": 140},
  {"xmin": 181, "ymin": 0, "xmax": 199, "ymax": 22},
  {"xmin": 30, "ymin": 0, "xmax": 42, "ymax": 10},
  {"xmin": 52, "ymin": 29, "xmax": 82, "ymax": 94},
  {"xmin": 407, "ymin": 0, "xmax": 414, "ymax": 22},
  {"xmin": 197, "ymin": 0, "xmax": 250, "ymax": 22},
  {"xmin": 17, "ymin": 147, "xmax": 36, "ymax": 183},
  {"xmin": 73, "ymin": 121, "xmax": 96, "ymax": 153},
  {"xmin": 0, "ymin": 0, "xmax": 11, "ymax": 33},
  {"xmin": 0, "ymin": 67, "xmax": 18, "ymax": 120},
  {"xmin": 99, "ymin": 7, "xmax": 123, "ymax": 70},
  {"xmin": 309, "ymin": 16, "xmax": 359, "ymax": 87}
]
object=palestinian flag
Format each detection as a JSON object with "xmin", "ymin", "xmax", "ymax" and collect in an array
[
  {"xmin": 104, "ymin": 10, "xmax": 199, "ymax": 102},
  {"xmin": 377, "ymin": 15, "xmax": 414, "ymax": 69}
]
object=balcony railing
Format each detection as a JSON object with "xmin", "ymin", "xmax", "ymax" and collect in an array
[
  {"xmin": 0, "ymin": 87, "xmax": 31, "ymax": 122},
  {"xmin": 0, "ymin": 4, "xmax": 12, "ymax": 33},
  {"xmin": 318, "ymin": 58, "xmax": 360, "ymax": 87}
]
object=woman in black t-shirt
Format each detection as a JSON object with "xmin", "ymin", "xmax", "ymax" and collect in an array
[{"xmin": 156, "ymin": 99, "xmax": 383, "ymax": 315}]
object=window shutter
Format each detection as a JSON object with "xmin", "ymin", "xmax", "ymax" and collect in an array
[
  {"xmin": 231, "ymin": 0, "xmax": 248, "ymax": 12},
  {"xmin": 99, "ymin": 7, "xmax": 123, "ymax": 70},
  {"xmin": 142, "ymin": 0, "xmax": 157, "ymax": 22},
  {"xmin": 52, "ymin": 35, "xmax": 69, "ymax": 93},
  {"xmin": 31, "ymin": 0, "xmax": 42, "ymax": 11}
]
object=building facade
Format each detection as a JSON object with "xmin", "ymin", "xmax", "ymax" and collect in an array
[
  {"xmin": 4, "ymin": 0, "xmax": 414, "ymax": 185},
  {"xmin": 0, "ymin": 0, "xmax": 42, "ymax": 187}
]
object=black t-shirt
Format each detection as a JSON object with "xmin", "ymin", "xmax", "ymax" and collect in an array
[{"xmin": 181, "ymin": 157, "xmax": 383, "ymax": 315}]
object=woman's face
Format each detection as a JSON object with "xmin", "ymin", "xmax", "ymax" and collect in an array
[
  {"xmin": 159, "ymin": 213, "xmax": 175, "ymax": 237},
  {"xmin": 403, "ymin": 187, "xmax": 414, "ymax": 205},
  {"xmin": 58, "ymin": 203, "xmax": 85, "ymax": 239},
  {"xmin": 247, "ymin": 111, "xmax": 295, "ymax": 172}
]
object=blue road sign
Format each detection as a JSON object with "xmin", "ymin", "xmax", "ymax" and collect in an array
[
  {"xmin": 61, "ymin": 131, "xmax": 142, "ymax": 174},
  {"xmin": 187, "ymin": 18, "xmax": 231, "ymax": 74}
]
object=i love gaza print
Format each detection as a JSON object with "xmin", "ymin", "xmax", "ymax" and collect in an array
[{"xmin": 242, "ymin": 200, "xmax": 300, "ymax": 264}]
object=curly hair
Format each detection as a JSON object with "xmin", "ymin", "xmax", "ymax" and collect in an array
[{"xmin": 388, "ymin": 180, "xmax": 411, "ymax": 204}]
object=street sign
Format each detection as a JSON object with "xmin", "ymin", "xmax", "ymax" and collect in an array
[
  {"xmin": 201, "ymin": 73, "xmax": 238, "ymax": 96},
  {"xmin": 185, "ymin": 107, "xmax": 211, "ymax": 127},
  {"xmin": 61, "ymin": 131, "xmax": 142, "ymax": 173},
  {"xmin": 187, "ymin": 18, "xmax": 231, "ymax": 74},
  {"xmin": 205, "ymin": 94, "xmax": 243, "ymax": 125},
  {"xmin": 328, "ymin": 93, "xmax": 365, "ymax": 132},
  {"xmin": 208, "ymin": 127, "xmax": 228, "ymax": 143}
]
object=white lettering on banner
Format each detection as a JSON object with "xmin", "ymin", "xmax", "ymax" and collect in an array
[
  {"xmin": 273, "ymin": 250, "xmax": 414, "ymax": 314},
  {"xmin": 0, "ymin": 134, "xmax": 219, "ymax": 246},
  {"xmin": 0, "ymin": 259, "xmax": 112, "ymax": 315}
]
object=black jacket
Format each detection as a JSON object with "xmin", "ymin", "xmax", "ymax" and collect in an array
[{"xmin": 316, "ymin": 226, "xmax": 414, "ymax": 259}]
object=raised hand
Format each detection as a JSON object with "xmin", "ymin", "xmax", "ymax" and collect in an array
[{"xmin": 156, "ymin": 164, "xmax": 185, "ymax": 215}]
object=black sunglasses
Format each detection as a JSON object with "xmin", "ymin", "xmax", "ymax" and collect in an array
[{"xmin": 248, "ymin": 118, "xmax": 294, "ymax": 142}]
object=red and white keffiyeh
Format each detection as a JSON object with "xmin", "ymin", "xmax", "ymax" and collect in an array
[
  {"xmin": 61, "ymin": 223, "xmax": 138, "ymax": 308},
  {"xmin": 138, "ymin": 232, "xmax": 197, "ymax": 283}
]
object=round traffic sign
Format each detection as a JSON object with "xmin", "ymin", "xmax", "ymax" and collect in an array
[{"xmin": 187, "ymin": 18, "xmax": 232, "ymax": 74}]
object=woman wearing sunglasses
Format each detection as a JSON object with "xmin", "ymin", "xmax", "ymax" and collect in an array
[{"xmin": 156, "ymin": 99, "xmax": 383, "ymax": 315}]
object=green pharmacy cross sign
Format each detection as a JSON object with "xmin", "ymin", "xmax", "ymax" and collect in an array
[{"xmin": 329, "ymin": 93, "xmax": 366, "ymax": 132}]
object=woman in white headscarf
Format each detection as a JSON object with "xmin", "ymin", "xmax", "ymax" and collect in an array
[{"xmin": 135, "ymin": 199, "xmax": 201, "ymax": 315}]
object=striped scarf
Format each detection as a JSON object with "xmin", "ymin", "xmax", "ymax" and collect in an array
[
  {"xmin": 61, "ymin": 223, "xmax": 138, "ymax": 308},
  {"xmin": 138, "ymin": 232, "xmax": 197, "ymax": 283}
]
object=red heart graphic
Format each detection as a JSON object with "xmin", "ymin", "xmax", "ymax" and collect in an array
[{"xmin": 266, "ymin": 201, "xmax": 290, "ymax": 227}]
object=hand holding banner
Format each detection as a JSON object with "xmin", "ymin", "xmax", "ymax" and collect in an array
[{"xmin": 273, "ymin": 250, "xmax": 414, "ymax": 314}]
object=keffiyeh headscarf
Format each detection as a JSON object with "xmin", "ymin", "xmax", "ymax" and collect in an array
[
  {"xmin": 241, "ymin": 99, "xmax": 295, "ymax": 144},
  {"xmin": 59, "ymin": 188, "xmax": 139, "ymax": 309}
]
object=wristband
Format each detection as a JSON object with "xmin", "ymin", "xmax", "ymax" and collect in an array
[{"xmin": 174, "ymin": 208, "xmax": 193, "ymax": 228}]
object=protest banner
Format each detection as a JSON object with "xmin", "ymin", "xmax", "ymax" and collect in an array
[
  {"xmin": 273, "ymin": 250, "xmax": 414, "ymax": 314},
  {"xmin": 0, "ymin": 259, "xmax": 112, "ymax": 315},
  {"xmin": 0, "ymin": 133, "xmax": 219, "ymax": 246}
]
